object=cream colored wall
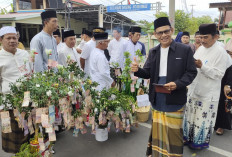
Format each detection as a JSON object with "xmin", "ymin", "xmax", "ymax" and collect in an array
[
  {"xmin": 17, "ymin": 16, "xmax": 42, "ymax": 25},
  {"xmin": 57, "ymin": 14, "xmax": 88, "ymax": 34}
]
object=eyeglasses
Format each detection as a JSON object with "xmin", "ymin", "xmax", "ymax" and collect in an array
[{"xmin": 155, "ymin": 29, "xmax": 171, "ymax": 36}]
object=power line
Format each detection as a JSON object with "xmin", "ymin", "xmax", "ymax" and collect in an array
[
  {"xmin": 108, "ymin": 0, "xmax": 117, "ymax": 4},
  {"xmin": 134, "ymin": 11, "xmax": 155, "ymax": 18},
  {"xmin": 190, "ymin": 4, "xmax": 195, "ymax": 18},
  {"xmin": 2, "ymin": 0, "xmax": 12, "ymax": 8}
]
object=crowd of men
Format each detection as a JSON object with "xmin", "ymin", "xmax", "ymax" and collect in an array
[{"xmin": 0, "ymin": 9, "xmax": 232, "ymax": 157}]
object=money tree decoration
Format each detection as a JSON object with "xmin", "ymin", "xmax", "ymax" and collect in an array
[{"xmin": 0, "ymin": 50, "xmax": 137, "ymax": 154}]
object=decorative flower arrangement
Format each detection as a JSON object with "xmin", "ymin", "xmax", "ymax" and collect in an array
[
  {"xmin": 119, "ymin": 50, "xmax": 149, "ymax": 100},
  {"xmin": 90, "ymin": 88, "xmax": 136, "ymax": 132},
  {"xmin": 0, "ymin": 48, "xmax": 144, "ymax": 155}
]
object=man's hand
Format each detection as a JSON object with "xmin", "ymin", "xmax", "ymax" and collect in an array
[
  {"xmin": 111, "ymin": 81, "xmax": 116, "ymax": 87},
  {"xmin": 80, "ymin": 57, "xmax": 85, "ymax": 70},
  {"xmin": 76, "ymin": 48, "xmax": 82, "ymax": 54},
  {"xmin": 131, "ymin": 57, "xmax": 139, "ymax": 72},
  {"xmin": 164, "ymin": 82, "xmax": 177, "ymax": 91},
  {"xmin": 195, "ymin": 59, "xmax": 202, "ymax": 68},
  {"xmin": 224, "ymin": 85, "xmax": 231, "ymax": 96}
]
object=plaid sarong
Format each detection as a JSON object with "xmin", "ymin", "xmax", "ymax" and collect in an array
[{"xmin": 146, "ymin": 108, "xmax": 184, "ymax": 157}]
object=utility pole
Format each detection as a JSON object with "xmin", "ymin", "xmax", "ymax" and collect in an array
[
  {"xmin": 67, "ymin": 0, "xmax": 72, "ymax": 30},
  {"xmin": 190, "ymin": 4, "xmax": 195, "ymax": 18},
  {"xmin": 169, "ymin": 0, "xmax": 175, "ymax": 30},
  {"xmin": 65, "ymin": 0, "xmax": 67, "ymax": 29},
  {"xmin": 64, "ymin": 0, "xmax": 72, "ymax": 30}
]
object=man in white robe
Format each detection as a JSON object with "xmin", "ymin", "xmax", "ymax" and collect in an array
[
  {"xmin": 58, "ymin": 30, "xmax": 80, "ymax": 67},
  {"xmin": 80, "ymin": 28, "xmax": 105, "ymax": 77},
  {"xmin": 53, "ymin": 29, "xmax": 64, "ymax": 55},
  {"xmin": 76, "ymin": 30, "xmax": 91, "ymax": 54},
  {"xmin": 124, "ymin": 26, "xmax": 142, "ymax": 61},
  {"xmin": 89, "ymin": 32, "xmax": 114, "ymax": 91},
  {"xmin": 183, "ymin": 23, "xmax": 232, "ymax": 150},
  {"xmin": 30, "ymin": 10, "xmax": 58, "ymax": 72},
  {"xmin": 108, "ymin": 27, "xmax": 127, "ymax": 69},
  {"xmin": 0, "ymin": 26, "xmax": 30, "ymax": 153}
]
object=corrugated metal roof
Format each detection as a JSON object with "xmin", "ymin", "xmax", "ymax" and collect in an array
[
  {"xmin": 72, "ymin": 0, "xmax": 90, "ymax": 6},
  {"xmin": 0, "ymin": 12, "xmax": 41, "ymax": 20}
]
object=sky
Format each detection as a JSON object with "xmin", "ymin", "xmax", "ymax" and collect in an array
[
  {"xmin": 84, "ymin": 0, "xmax": 229, "ymax": 22},
  {"xmin": 1, "ymin": 0, "xmax": 230, "ymax": 21}
]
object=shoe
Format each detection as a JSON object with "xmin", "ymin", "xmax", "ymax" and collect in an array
[{"xmin": 216, "ymin": 128, "xmax": 224, "ymax": 135}]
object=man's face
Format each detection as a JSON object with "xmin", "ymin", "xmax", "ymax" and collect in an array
[
  {"xmin": 195, "ymin": 35, "xmax": 201, "ymax": 44},
  {"xmin": 154, "ymin": 26, "xmax": 173, "ymax": 47},
  {"xmin": 113, "ymin": 30, "xmax": 120, "ymax": 39},
  {"xmin": 83, "ymin": 34, "xmax": 89, "ymax": 41},
  {"xmin": 99, "ymin": 39, "xmax": 110, "ymax": 50},
  {"xmin": 53, "ymin": 35, "xmax": 61, "ymax": 45},
  {"xmin": 16, "ymin": 31, "xmax": 20, "ymax": 39},
  {"xmin": 0, "ymin": 33, "xmax": 18, "ymax": 52},
  {"xmin": 200, "ymin": 34, "xmax": 217, "ymax": 48},
  {"xmin": 65, "ymin": 36, "xmax": 76, "ymax": 48},
  {"xmin": 227, "ymin": 50, "xmax": 232, "ymax": 59},
  {"xmin": 131, "ymin": 32, "xmax": 141, "ymax": 43},
  {"xmin": 80, "ymin": 34, "xmax": 84, "ymax": 40},
  {"xmin": 181, "ymin": 35, "xmax": 190, "ymax": 44},
  {"xmin": 128, "ymin": 32, "xmax": 132, "ymax": 40},
  {"xmin": 45, "ymin": 18, "xmax": 59, "ymax": 32}
]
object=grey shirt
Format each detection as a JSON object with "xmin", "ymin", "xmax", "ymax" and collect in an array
[{"xmin": 30, "ymin": 30, "xmax": 58, "ymax": 72}]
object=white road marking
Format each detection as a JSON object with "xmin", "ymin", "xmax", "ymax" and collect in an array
[
  {"xmin": 138, "ymin": 123, "xmax": 232, "ymax": 157},
  {"xmin": 139, "ymin": 122, "xmax": 151, "ymax": 129},
  {"xmin": 208, "ymin": 146, "xmax": 232, "ymax": 157}
]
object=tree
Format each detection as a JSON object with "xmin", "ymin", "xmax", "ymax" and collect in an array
[
  {"xmin": 154, "ymin": 10, "xmax": 191, "ymax": 34},
  {"xmin": 0, "ymin": 3, "xmax": 14, "ymax": 15},
  {"xmin": 174, "ymin": 10, "xmax": 191, "ymax": 33},
  {"xmin": 0, "ymin": 8, "xmax": 8, "ymax": 14},
  {"xmin": 214, "ymin": 18, "xmax": 219, "ymax": 24},
  {"xmin": 197, "ymin": 16, "xmax": 213, "ymax": 26},
  {"xmin": 154, "ymin": 12, "xmax": 168, "ymax": 18},
  {"xmin": 138, "ymin": 10, "xmax": 213, "ymax": 35},
  {"xmin": 137, "ymin": 20, "xmax": 153, "ymax": 34},
  {"xmin": 186, "ymin": 17, "xmax": 199, "ymax": 34}
]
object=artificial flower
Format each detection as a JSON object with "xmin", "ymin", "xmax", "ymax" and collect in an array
[
  {"xmin": 46, "ymin": 90, "xmax": 52, "ymax": 97},
  {"xmin": 45, "ymin": 49, "xmax": 52, "ymax": 56},
  {"xmin": 68, "ymin": 91, "xmax": 73, "ymax": 96},
  {"xmin": 15, "ymin": 82, "xmax": 21, "ymax": 88}
]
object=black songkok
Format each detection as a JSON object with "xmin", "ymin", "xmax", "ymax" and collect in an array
[
  {"xmin": 199, "ymin": 24, "xmax": 217, "ymax": 35},
  {"xmin": 53, "ymin": 29, "xmax": 61, "ymax": 36},
  {"xmin": 94, "ymin": 32, "xmax": 108, "ymax": 40},
  {"xmin": 82, "ymin": 30, "xmax": 92, "ymax": 37},
  {"xmin": 63, "ymin": 30, "xmax": 75, "ymax": 38},
  {"xmin": 41, "ymin": 10, "xmax": 57, "ymax": 20},
  {"xmin": 195, "ymin": 31, "xmax": 200, "ymax": 36},
  {"xmin": 154, "ymin": 17, "xmax": 171, "ymax": 30},
  {"xmin": 182, "ymin": 31, "xmax": 190, "ymax": 37},
  {"xmin": 130, "ymin": 26, "xmax": 141, "ymax": 33}
]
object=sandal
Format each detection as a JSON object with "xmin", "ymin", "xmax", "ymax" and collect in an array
[{"xmin": 216, "ymin": 128, "xmax": 224, "ymax": 135}]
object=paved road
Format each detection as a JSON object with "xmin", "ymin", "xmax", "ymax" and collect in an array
[{"xmin": 0, "ymin": 114, "xmax": 232, "ymax": 157}]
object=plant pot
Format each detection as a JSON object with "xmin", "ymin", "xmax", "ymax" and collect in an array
[
  {"xmin": 95, "ymin": 128, "xmax": 108, "ymax": 142},
  {"xmin": 136, "ymin": 111, "xmax": 149, "ymax": 122},
  {"xmin": 30, "ymin": 140, "xmax": 39, "ymax": 153},
  {"xmin": 136, "ymin": 105, "xmax": 150, "ymax": 123}
]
